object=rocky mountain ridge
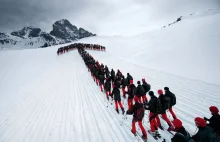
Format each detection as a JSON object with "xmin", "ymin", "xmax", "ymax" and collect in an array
[{"xmin": 0, "ymin": 19, "xmax": 96, "ymax": 50}]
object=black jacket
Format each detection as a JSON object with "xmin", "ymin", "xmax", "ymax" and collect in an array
[
  {"xmin": 112, "ymin": 87, "xmax": 121, "ymax": 101},
  {"xmin": 99, "ymin": 75, "xmax": 105, "ymax": 84},
  {"xmin": 192, "ymin": 126, "xmax": 215, "ymax": 142},
  {"xmin": 127, "ymin": 84, "xmax": 136, "ymax": 99},
  {"xmin": 121, "ymin": 78, "xmax": 128, "ymax": 87},
  {"xmin": 142, "ymin": 82, "xmax": 150, "ymax": 93},
  {"xmin": 148, "ymin": 96, "xmax": 158, "ymax": 113},
  {"xmin": 128, "ymin": 102, "xmax": 144, "ymax": 121},
  {"xmin": 104, "ymin": 80, "xmax": 111, "ymax": 91},
  {"xmin": 164, "ymin": 90, "xmax": 176, "ymax": 108},
  {"xmin": 207, "ymin": 114, "xmax": 220, "ymax": 134},
  {"xmin": 127, "ymin": 74, "xmax": 133, "ymax": 83},
  {"xmin": 136, "ymin": 85, "xmax": 145, "ymax": 97},
  {"xmin": 158, "ymin": 94, "xmax": 166, "ymax": 114}
]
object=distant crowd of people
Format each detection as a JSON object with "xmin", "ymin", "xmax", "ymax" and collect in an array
[
  {"xmin": 58, "ymin": 43, "xmax": 220, "ymax": 142},
  {"xmin": 57, "ymin": 43, "xmax": 106, "ymax": 55}
]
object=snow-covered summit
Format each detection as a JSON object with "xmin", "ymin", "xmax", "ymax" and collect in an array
[
  {"xmin": 0, "ymin": 19, "xmax": 96, "ymax": 50},
  {"xmin": 50, "ymin": 19, "xmax": 95, "ymax": 43}
]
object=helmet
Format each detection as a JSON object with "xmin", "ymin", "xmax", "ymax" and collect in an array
[
  {"xmin": 209, "ymin": 106, "xmax": 219, "ymax": 114},
  {"xmin": 158, "ymin": 90, "xmax": 163, "ymax": 95},
  {"xmin": 195, "ymin": 117, "xmax": 206, "ymax": 127}
]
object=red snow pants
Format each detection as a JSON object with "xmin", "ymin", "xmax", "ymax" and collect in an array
[
  {"xmin": 132, "ymin": 120, "xmax": 147, "ymax": 137},
  {"xmin": 142, "ymin": 95, "xmax": 148, "ymax": 103},
  {"xmin": 115, "ymin": 101, "xmax": 123, "ymax": 110},
  {"xmin": 122, "ymin": 87, "xmax": 126, "ymax": 97},
  {"xmin": 161, "ymin": 113, "xmax": 172, "ymax": 126},
  {"xmin": 128, "ymin": 98, "xmax": 133, "ymax": 110},
  {"xmin": 100, "ymin": 84, "xmax": 104, "ymax": 92},
  {"xmin": 149, "ymin": 112, "xmax": 159, "ymax": 132},
  {"xmin": 169, "ymin": 107, "xmax": 177, "ymax": 119}
]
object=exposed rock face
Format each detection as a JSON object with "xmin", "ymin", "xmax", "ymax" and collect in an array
[{"xmin": 0, "ymin": 19, "xmax": 96, "ymax": 49}]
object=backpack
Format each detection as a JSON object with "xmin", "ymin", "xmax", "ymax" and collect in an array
[
  {"xmin": 145, "ymin": 84, "xmax": 151, "ymax": 93},
  {"xmin": 164, "ymin": 96, "xmax": 171, "ymax": 109},
  {"xmin": 136, "ymin": 107, "xmax": 145, "ymax": 120},
  {"xmin": 170, "ymin": 92, "xmax": 176, "ymax": 106}
]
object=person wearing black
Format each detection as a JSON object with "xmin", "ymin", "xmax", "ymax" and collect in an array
[
  {"xmin": 104, "ymin": 78, "xmax": 111, "ymax": 100},
  {"xmin": 192, "ymin": 117, "xmax": 216, "ymax": 142},
  {"xmin": 127, "ymin": 96, "xmax": 148, "ymax": 140},
  {"xmin": 146, "ymin": 91, "xmax": 160, "ymax": 137},
  {"xmin": 136, "ymin": 81, "xmax": 145, "ymax": 103},
  {"xmin": 141, "ymin": 78, "xmax": 150, "ymax": 104},
  {"xmin": 99, "ymin": 74, "xmax": 105, "ymax": 92},
  {"xmin": 127, "ymin": 80, "xmax": 136, "ymax": 111},
  {"xmin": 157, "ymin": 89, "xmax": 174, "ymax": 131},
  {"xmin": 164, "ymin": 87, "xmax": 177, "ymax": 119},
  {"xmin": 204, "ymin": 106, "xmax": 220, "ymax": 135},
  {"xmin": 121, "ymin": 75, "xmax": 128, "ymax": 98},
  {"xmin": 126, "ymin": 73, "xmax": 133, "ymax": 85},
  {"xmin": 112, "ymin": 86, "xmax": 125, "ymax": 114},
  {"xmin": 171, "ymin": 119, "xmax": 191, "ymax": 142}
]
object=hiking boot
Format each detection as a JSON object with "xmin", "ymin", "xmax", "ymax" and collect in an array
[
  {"xmin": 158, "ymin": 125, "xmax": 164, "ymax": 130},
  {"xmin": 168, "ymin": 125, "xmax": 174, "ymax": 131},
  {"xmin": 116, "ymin": 109, "xmax": 119, "ymax": 114},
  {"xmin": 131, "ymin": 130, "xmax": 136, "ymax": 135},
  {"xmin": 121, "ymin": 108, "xmax": 125, "ymax": 114},
  {"xmin": 141, "ymin": 134, "xmax": 147, "ymax": 140}
]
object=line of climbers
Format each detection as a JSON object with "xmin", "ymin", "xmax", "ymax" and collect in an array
[
  {"xmin": 57, "ymin": 43, "xmax": 106, "ymax": 55},
  {"xmin": 57, "ymin": 44, "xmax": 220, "ymax": 142},
  {"xmin": 77, "ymin": 47, "xmax": 220, "ymax": 142}
]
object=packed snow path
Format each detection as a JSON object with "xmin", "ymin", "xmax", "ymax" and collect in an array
[
  {"xmin": 0, "ymin": 50, "xmax": 139, "ymax": 142},
  {"xmin": 0, "ymin": 48, "xmax": 220, "ymax": 142}
]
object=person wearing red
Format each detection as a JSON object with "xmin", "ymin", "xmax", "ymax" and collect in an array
[
  {"xmin": 164, "ymin": 87, "xmax": 177, "ymax": 120},
  {"xmin": 141, "ymin": 78, "xmax": 150, "ymax": 104},
  {"xmin": 126, "ymin": 96, "xmax": 147, "ymax": 140},
  {"xmin": 121, "ymin": 75, "xmax": 128, "ymax": 98},
  {"xmin": 204, "ymin": 106, "xmax": 220, "ymax": 135},
  {"xmin": 112, "ymin": 85, "xmax": 125, "ymax": 114},
  {"xmin": 192, "ymin": 117, "xmax": 216, "ymax": 142},
  {"xmin": 146, "ymin": 91, "xmax": 160, "ymax": 137},
  {"xmin": 171, "ymin": 119, "xmax": 192, "ymax": 142},
  {"xmin": 157, "ymin": 89, "xmax": 174, "ymax": 131},
  {"xmin": 136, "ymin": 81, "xmax": 145, "ymax": 103},
  {"xmin": 126, "ymin": 80, "xmax": 136, "ymax": 110},
  {"xmin": 104, "ymin": 78, "xmax": 111, "ymax": 100}
]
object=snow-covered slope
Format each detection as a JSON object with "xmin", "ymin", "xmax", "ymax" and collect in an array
[
  {"xmin": 0, "ymin": 48, "xmax": 141, "ymax": 142},
  {"xmin": 79, "ymin": 9, "xmax": 220, "ymax": 85}
]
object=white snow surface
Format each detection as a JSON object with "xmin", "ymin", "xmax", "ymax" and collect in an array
[
  {"xmin": 79, "ymin": 9, "xmax": 220, "ymax": 85},
  {"xmin": 0, "ymin": 8, "xmax": 220, "ymax": 142}
]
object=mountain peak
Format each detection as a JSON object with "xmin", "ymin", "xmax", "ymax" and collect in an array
[
  {"xmin": 0, "ymin": 19, "xmax": 96, "ymax": 49},
  {"xmin": 57, "ymin": 19, "xmax": 70, "ymax": 25},
  {"xmin": 50, "ymin": 19, "xmax": 95, "ymax": 42},
  {"xmin": 11, "ymin": 26, "xmax": 41, "ymax": 38}
]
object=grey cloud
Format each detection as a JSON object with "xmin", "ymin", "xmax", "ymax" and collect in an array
[{"xmin": 0, "ymin": 0, "xmax": 220, "ymax": 35}]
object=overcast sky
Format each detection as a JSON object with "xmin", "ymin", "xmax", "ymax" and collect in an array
[{"xmin": 0, "ymin": 0, "xmax": 219, "ymax": 35}]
